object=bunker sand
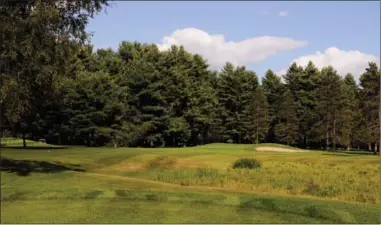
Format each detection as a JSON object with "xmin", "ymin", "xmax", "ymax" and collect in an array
[{"xmin": 256, "ymin": 146, "xmax": 307, "ymax": 153}]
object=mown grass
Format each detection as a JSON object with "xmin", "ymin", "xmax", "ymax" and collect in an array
[
  {"xmin": 0, "ymin": 142, "xmax": 380, "ymax": 223},
  {"xmin": 1, "ymin": 137, "xmax": 53, "ymax": 147}
]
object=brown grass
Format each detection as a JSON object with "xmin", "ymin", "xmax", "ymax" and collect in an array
[{"xmin": 148, "ymin": 156, "xmax": 206, "ymax": 169}]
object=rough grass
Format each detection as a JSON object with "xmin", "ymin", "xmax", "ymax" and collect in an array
[{"xmin": 0, "ymin": 141, "xmax": 380, "ymax": 223}]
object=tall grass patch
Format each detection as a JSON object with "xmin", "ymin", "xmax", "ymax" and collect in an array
[{"xmin": 143, "ymin": 157, "xmax": 379, "ymax": 203}]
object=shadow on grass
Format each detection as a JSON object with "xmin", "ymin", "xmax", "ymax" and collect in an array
[
  {"xmin": 0, "ymin": 146, "xmax": 69, "ymax": 150},
  {"xmin": 0, "ymin": 157, "xmax": 85, "ymax": 176},
  {"xmin": 323, "ymin": 151, "xmax": 375, "ymax": 157}
]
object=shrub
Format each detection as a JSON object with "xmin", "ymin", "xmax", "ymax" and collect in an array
[{"xmin": 232, "ymin": 158, "xmax": 261, "ymax": 169}]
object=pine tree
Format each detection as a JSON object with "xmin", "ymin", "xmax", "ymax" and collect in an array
[
  {"xmin": 358, "ymin": 62, "xmax": 380, "ymax": 153},
  {"xmin": 274, "ymin": 89, "xmax": 299, "ymax": 146},
  {"xmin": 123, "ymin": 44, "xmax": 168, "ymax": 147},
  {"xmin": 262, "ymin": 69, "xmax": 283, "ymax": 142},
  {"xmin": 245, "ymin": 87, "xmax": 269, "ymax": 144},
  {"xmin": 314, "ymin": 66, "xmax": 343, "ymax": 150},
  {"xmin": 339, "ymin": 74, "xmax": 359, "ymax": 150},
  {"xmin": 217, "ymin": 63, "xmax": 259, "ymax": 143}
]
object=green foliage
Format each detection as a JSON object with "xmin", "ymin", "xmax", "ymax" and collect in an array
[
  {"xmin": 245, "ymin": 87, "xmax": 269, "ymax": 144},
  {"xmin": 0, "ymin": 0, "xmax": 109, "ymax": 147},
  {"xmin": 232, "ymin": 158, "xmax": 261, "ymax": 169},
  {"xmin": 217, "ymin": 63, "xmax": 259, "ymax": 144},
  {"xmin": 1, "ymin": 1, "xmax": 379, "ymax": 152},
  {"xmin": 274, "ymin": 89, "xmax": 299, "ymax": 146}
]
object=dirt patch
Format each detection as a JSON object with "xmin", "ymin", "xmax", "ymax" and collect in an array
[
  {"xmin": 98, "ymin": 156, "xmax": 207, "ymax": 173},
  {"xmin": 98, "ymin": 161, "xmax": 145, "ymax": 173},
  {"xmin": 148, "ymin": 156, "xmax": 206, "ymax": 169},
  {"xmin": 148, "ymin": 156, "xmax": 178, "ymax": 169},
  {"xmin": 256, "ymin": 147, "xmax": 307, "ymax": 153}
]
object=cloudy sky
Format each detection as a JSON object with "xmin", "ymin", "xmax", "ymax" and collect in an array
[{"xmin": 87, "ymin": 1, "xmax": 380, "ymax": 80}]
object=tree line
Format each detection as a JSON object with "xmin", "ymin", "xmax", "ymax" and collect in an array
[{"xmin": 1, "ymin": 1, "xmax": 379, "ymax": 153}]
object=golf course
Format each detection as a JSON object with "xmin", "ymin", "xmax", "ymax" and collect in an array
[
  {"xmin": 1, "ymin": 1, "xmax": 380, "ymax": 223},
  {"xmin": 1, "ymin": 140, "xmax": 379, "ymax": 223}
]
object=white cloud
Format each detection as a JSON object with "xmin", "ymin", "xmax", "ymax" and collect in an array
[
  {"xmin": 277, "ymin": 47, "xmax": 380, "ymax": 80},
  {"xmin": 156, "ymin": 28, "xmax": 308, "ymax": 70},
  {"xmin": 278, "ymin": 11, "xmax": 288, "ymax": 17}
]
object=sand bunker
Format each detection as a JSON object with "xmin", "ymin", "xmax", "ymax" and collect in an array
[{"xmin": 255, "ymin": 146, "xmax": 307, "ymax": 153}]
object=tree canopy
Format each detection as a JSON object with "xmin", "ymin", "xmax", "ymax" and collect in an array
[{"xmin": 1, "ymin": 1, "xmax": 379, "ymax": 153}]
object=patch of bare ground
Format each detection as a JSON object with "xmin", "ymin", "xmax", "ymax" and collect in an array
[
  {"xmin": 98, "ymin": 156, "xmax": 207, "ymax": 173},
  {"xmin": 148, "ymin": 156, "xmax": 206, "ymax": 169},
  {"xmin": 255, "ymin": 147, "xmax": 307, "ymax": 153}
]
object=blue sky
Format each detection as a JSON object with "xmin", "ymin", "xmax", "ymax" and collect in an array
[{"xmin": 87, "ymin": 1, "xmax": 380, "ymax": 79}]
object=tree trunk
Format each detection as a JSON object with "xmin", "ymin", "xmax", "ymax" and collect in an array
[
  {"xmin": 22, "ymin": 133, "xmax": 27, "ymax": 148},
  {"xmin": 376, "ymin": 144, "xmax": 378, "ymax": 153},
  {"xmin": 326, "ymin": 132, "xmax": 329, "ymax": 150},
  {"xmin": 306, "ymin": 137, "xmax": 309, "ymax": 149},
  {"xmin": 368, "ymin": 143, "xmax": 372, "ymax": 151},
  {"xmin": 374, "ymin": 143, "xmax": 378, "ymax": 155},
  {"xmin": 333, "ymin": 120, "xmax": 336, "ymax": 150}
]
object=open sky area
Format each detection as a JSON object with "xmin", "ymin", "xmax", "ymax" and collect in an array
[{"xmin": 87, "ymin": 1, "xmax": 380, "ymax": 80}]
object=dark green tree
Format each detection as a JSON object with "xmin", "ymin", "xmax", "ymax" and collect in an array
[
  {"xmin": 245, "ymin": 87, "xmax": 269, "ymax": 144},
  {"xmin": 262, "ymin": 69, "xmax": 283, "ymax": 142},
  {"xmin": 358, "ymin": 62, "xmax": 380, "ymax": 153},
  {"xmin": 274, "ymin": 89, "xmax": 299, "ymax": 146}
]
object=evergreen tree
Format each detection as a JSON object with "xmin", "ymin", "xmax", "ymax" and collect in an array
[
  {"xmin": 262, "ymin": 69, "xmax": 283, "ymax": 142},
  {"xmin": 274, "ymin": 89, "xmax": 299, "ymax": 146},
  {"xmin": 358, "ymin": 62, "xmax": 380, "ymax": 153},
  {"xmin": 314, "ymin": 66, "xmax": 343, "ymax": 150},
  {"xmin": 340, "ymin": 74, "xmax": 359, "ymax": 150},
  {"xmin": 245, "ymin": 87, "xmax": 269, "ymax": 144},
  {"xmin": 217, "ymin": 63, "xmax": 259, "ymax": 143},
  {"xmin": 284, "ymin": 61, "xmax": 320, "ymax": 148}
]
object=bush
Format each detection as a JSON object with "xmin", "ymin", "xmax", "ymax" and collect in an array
[{"xmin": 232, "ymin": 158, "xmax": 261, "ymax": 169}]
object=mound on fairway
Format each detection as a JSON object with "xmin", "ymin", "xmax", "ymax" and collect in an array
[{"xmin": 256, "ymin": 146, "xmax": 307, "ymax": 153}]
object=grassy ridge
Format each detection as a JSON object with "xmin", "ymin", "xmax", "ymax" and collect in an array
[{"xmin": 1, "ymin": 142, "xmax": 380, "ymax": 223}]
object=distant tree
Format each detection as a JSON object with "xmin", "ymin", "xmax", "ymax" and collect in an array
[
  {"xmin": 358, "ymin": 62, "xmax": 380, "ymax": 153},
  {"xmin": 245, "ymin": 87, "xmax": 269, "ymax": 144},
  {"xmin": 274, "ymin": 89, "xmax": 299, "ymax": 146},
  {"xmin": 339, "ymin": 73, "xmax": 359, "ymax": 150},
  {"xmin": 284, "ymin": 61, "xmax": 320, "ymax": 148},
  {"xmin": 262, "ymin": 69, "xmax": 284, "ymax": 142},
  {"xmin": 217, "ymin": 63, "xmax": 259, "ymax": 143}
]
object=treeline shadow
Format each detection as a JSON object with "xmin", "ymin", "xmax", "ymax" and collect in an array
[
  {"xmin": 323, "ymin": 151, "xmax": 376, "ymax": 157},
  {"xmin": 0, "ymin": 157, "xmax": 85, "ymax": 176},
  {"xmin": 0, "ymin": 146, "xmax": 69, "ymax": 150}
]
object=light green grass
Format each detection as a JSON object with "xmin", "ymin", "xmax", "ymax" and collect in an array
[
  {"xmin": 1, "ymin": 137, "xmax": 55, "ymax": 147},
  {"xmin": 1, "ymin": 142, "xmax": 380, "ymax": 223}
]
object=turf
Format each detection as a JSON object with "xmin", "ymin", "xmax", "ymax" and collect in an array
[{"xmin": 1, "ymin": 142, "xmax": 380, "ymax": 223}]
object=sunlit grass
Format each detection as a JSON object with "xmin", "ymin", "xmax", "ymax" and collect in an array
[{"xmin": 1, "ymin": 142, "xmax": 380, "ymax": 223}]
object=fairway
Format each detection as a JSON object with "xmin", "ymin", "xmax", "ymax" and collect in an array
[{"xmin": 1, "ymin": 143, "xmax": 380, "ymax": 223}]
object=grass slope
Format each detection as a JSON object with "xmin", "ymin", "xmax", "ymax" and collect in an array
[{"xmin": 1, "ymin": 142, "xmax": 380, "ymax": 223}]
